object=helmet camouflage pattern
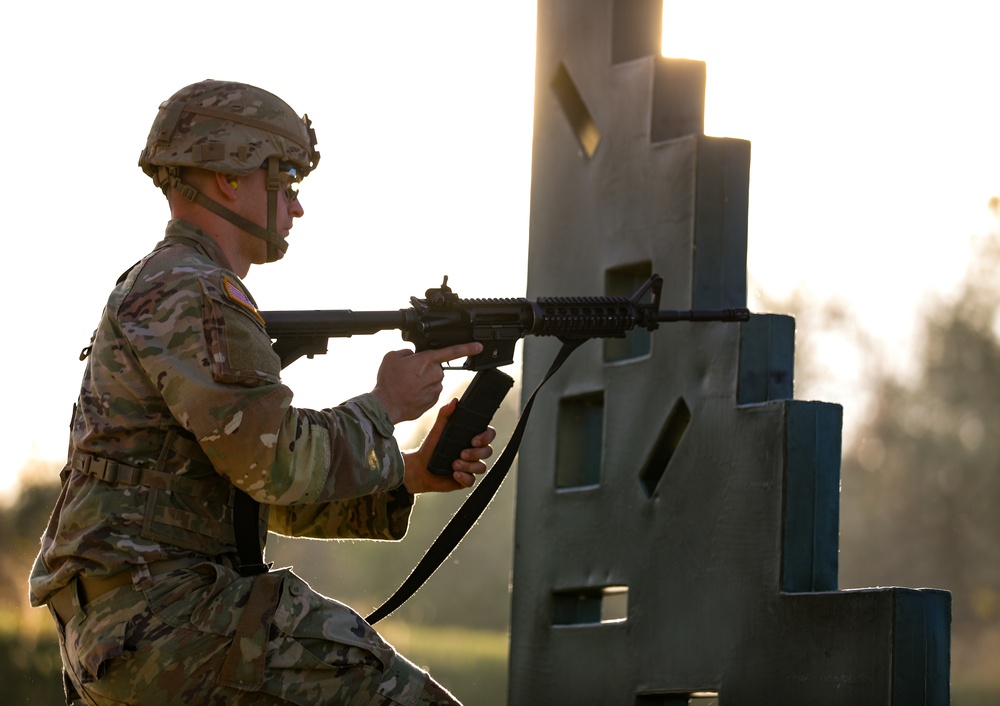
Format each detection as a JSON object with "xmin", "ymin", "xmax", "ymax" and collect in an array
[
  {"xmin": 138, "ymin": 80, "xmax": 320, "ymax": 262},
  {"xmin": 139, "ymin": 79, "xmax": 319, "ymax": 188}
]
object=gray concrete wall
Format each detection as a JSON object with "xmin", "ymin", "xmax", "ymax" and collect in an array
[{"xmin": 508, "ymin": 2, "xmax": 950, "ymax": 703}]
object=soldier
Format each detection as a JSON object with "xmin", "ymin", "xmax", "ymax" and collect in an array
[{"xmin": 29, "ymin": 79, "xmax": 495, "ymax": 705}]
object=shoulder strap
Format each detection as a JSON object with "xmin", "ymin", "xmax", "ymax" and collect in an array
[{"xmin": 79, "ymin": 259, "xmax": 143, "ymax": 361}]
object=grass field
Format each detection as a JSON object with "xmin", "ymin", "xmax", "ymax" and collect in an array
[
  {"xmin": 377, "ymin": 622, "xmax": 510, "ymax": 705},
  {"xmin": 6, "ymin": 609, "xmax": 1000, "ymax": 704},
  {"xmin": 3, "ymin": 609, "xmax": 511, "ymax": 705}
]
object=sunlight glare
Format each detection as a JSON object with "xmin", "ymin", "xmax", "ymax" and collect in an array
[{"xmin": 661, "ymin": 0, "xmax": 708, "ymax": 61}]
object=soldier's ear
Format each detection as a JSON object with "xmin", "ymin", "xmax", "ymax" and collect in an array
[{"xmin": 216, "ymin": 171, "xmax": 239, "ymax": 200}]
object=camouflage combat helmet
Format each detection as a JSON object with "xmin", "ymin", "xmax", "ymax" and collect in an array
[{"xmin": 139, "ymin": 79, "xmax": 320, "ymax": 262}]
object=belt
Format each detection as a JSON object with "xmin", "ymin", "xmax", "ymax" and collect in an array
[{"xmin": 49, "ymin": 558, "xmax": 203, "ymax": 625}]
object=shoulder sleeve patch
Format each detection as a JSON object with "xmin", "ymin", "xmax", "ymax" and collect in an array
[{"xmin": 223, "ymin": 276, "xmax": 266, "ymax": 326}]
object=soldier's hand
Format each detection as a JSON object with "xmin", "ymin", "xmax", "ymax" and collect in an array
[
  {"xmin": 372, "ymin": 343, "xmax": 483, "ymax": 424},
  {"xmin": 403, "ymin": 398, "xmax": 496, "ymax": 493}
]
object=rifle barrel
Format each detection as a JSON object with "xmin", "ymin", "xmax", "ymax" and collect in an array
[{"xmin": 656, "ymin": 308, "xmax": 751, "ymax": 323}]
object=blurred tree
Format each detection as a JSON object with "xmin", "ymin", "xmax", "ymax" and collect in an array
[
  {"xmin": 0, "ymin": 462, "xmax": 61, "ymax": 613},
  {"xmin": 0, "ymin": 461, "xmax": 64, "ymax": 704},
  {"xmin": 837, "ymin": 206, "xmax": 1000, "ymax": 629},
  {"xmin": 774, "ymin": 198, "xmax": 1000, "ymax": 701}
]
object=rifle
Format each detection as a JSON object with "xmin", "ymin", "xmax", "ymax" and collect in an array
[
  {"xmin": 263, "ymin": 274, "xmax": 749, "ymax": 370},
  {"xmin": 258, "ymin": 274, "xmax": 749, "ymax": 622},
  {"xmin": 261, "ymin": 274, "xmax": 748, "ymax": 476}
]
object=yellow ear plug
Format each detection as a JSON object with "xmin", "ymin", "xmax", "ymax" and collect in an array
[{"xmin": 229, "ymin": 179, "xmax": 239, "ymax": 190}]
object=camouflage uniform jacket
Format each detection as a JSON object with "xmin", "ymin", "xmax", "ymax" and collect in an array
[{"xmin": 30, "ymin": 219, "xmax": 413, "ymax": 607}]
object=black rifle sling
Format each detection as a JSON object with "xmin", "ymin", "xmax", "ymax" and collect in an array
[
  {"xmin": 366, "ymin": 339, "xmax": 584, "ymax": 624},
  {"xmin": 233, "ymin": 491, "xmax": 270, "ymax": 576}
]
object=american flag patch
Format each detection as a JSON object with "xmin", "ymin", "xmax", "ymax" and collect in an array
[{"xmin": 224, "ymin": 276, "xmax": 265, "ymax": 326}]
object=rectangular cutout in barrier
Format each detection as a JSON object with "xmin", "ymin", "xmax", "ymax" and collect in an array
[
  {"xmin": 552, "ymin": 585, "xmax": 629, "ymax": 625},
  {"xmin": 556, "ymin": 391, "xmax": 605, "ymax": 488},
  {"xmin": 635, "ymin": 692, "xmax": 720, "ymax": 705},
  {"xmin": 605, "ymin": 262, "xmax": 654, "ymax": 363}
]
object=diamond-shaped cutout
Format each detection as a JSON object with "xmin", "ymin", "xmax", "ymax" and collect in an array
[
  {"xmin": 639, "ymin": 397, "xmax": 691, "ymax": 497},
  {"xmin": 551, "ymin": 62, "xmax": 601, "ymax": 159}
]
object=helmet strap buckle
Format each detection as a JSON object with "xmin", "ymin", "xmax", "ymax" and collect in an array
[{"xmin": 177, "ymin": 182, "xmax": 199, "ymax": 203}]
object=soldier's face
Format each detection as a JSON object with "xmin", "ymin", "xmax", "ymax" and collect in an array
[{"xmin": 236, "ymin": 168, "xmax": 306, "ymax": 264}]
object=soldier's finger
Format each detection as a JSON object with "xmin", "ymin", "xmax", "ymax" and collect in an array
[{"xmin": 424, "ymin": 342, "xmax": 483, "ymax": 365}]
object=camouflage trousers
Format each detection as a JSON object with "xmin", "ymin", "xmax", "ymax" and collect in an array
[{"xmin": 50, "ymin": 563, "xmax": 461, "ymax": 705}]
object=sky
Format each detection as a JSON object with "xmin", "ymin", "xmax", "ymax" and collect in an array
[{"xmin": 1, "ymin": 1, "xmax": 998, "ymax": 500}]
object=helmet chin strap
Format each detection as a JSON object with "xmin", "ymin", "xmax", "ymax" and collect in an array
[
  {"xmin": 160, "ymin": 161, "xmax": 287, "ymax": 263},
  {"xmin": 264, "ymin": 158, "xmax": 282, "ymax": 263}
]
